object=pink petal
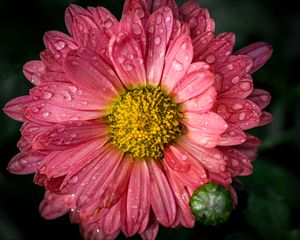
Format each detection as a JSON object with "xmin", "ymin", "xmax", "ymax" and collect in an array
[
  {"xmin": 43, "ymin": 31, "xmax": 78, "ymax": 61},
  {"xmin": 161, "ymin": 35, "xmax": 193, "ymax": 92},
  {"xmin": 38, "ymin": 139, "xmax": 107, "ymax": 179},
  {"xmin": 248, "ymin": 89, "xmax": 271, "ymax": 109},
  {"xmin": 140, "ymin": 218, "xmax": 159, "ymax": 240},
  {"xmin": 145, "ymin": 6, "xmax": 173, "ymax": 86},
  {"xmin": 183, "ymin": 112, "xmax": 228, "ymax": 147},
  {"xmin": 7, "ymin": 152, "xmax": 40, "ymax": 174},
  {"xmin": 180, "ymin": 1, "xmax": 215, "ymax": 38},
  {"xmin": 180, "ymin": 138, "xmax": 227, "ymax": 173},
  {"xmin": 29, "ymin": 81, "xmax": 107, "ymax": 111},
  {"xmin": 125, "ymin": 160, "xmax": 150, "ymax": 236},
  {"xmin": 40, "ymin": 49, "xmax": 63, "ymax": 72},
  {"xmin": 74, "ymin": 149, "xmax": 123, "ymax": 208},
  {"xmin": 164, "ymin": 144, "xmax": 208, "ymax": 187},
  {"xmin": 235, "ymin": 134, "xmax": 261, "ymax": 161},
  {"xmin": 120, "ymin": 11, "xmax": 146, "ymax": 56},
  {"xmin": 152, "ymin": 1, "xmax": 179, "ymax": 18},
  {"xmin": 88, "ymin": 7, "xmax": 119, "ymax": 38},
  {"xmin": 219, "ymin": 75, "xmax": 253, "ymax": 99},
  {"xmin": 39, "ymin": 191, "xmax": 75, "ymax": 220},
  {"xmin": 166, "ymin": 170, "xmax": 195, "ymax": 228},
  {"xmin": 109, "ymin": 32, "xmax": 146, "ymax": 87},
  {"xmin": 257, "ymin": 111, "xmax": 272, "ymax": 126},
  {"xmin": 34, "ymin": 120, "xmax": 107, "ymax": 151},
  {"xmin": 172, "ymin": 62, "xmax": 214, "ymax": 102},
  {"xmin": 100, "ymin": 200, "xmax": 122, "ymax": 235},
  {"xmin": 100, "ymin": 156, "xmax": 134, "ymax": 208},
  {"xmin": 3, "ymin": 95, "xmax": 33, "ymax": 121},
  {"xmin": 214, "ymin": 55, "xmax": 253, "ymax": 93},
  {"xmin": 23, "ymin": 100, "xmax": 102, "ymax": 124},
  {"xmin": 123, "ymin": 0, "xmax": 150, "ymax": 26},
  {"xmin": 192, "ymin": 31, "xmax": 214, "ymax": 59},
  {"xmin": 147, "ymin": 160, "xmax": 176, "ymax": 226},
  {"xmin": 235, "ymin": 42, "xmax": 273, "ymax": 74},
  {"xmin": 23, "ymin": 61, "xmax": 46, "ymax": 85},
  {"xmin": 209, "ymin": 171, "xmax": 232, "ymax": 186},
  {"xmin": 21, "ymin": 122, "xmax": 50, "ymax": 143},
  {"xmin": 214, "ymin": 98, "xmax": 261, "ymax": 130},
  {"xmin": 194, "ymin": 32, "xmax": 235, "ymax": 65},
  {"xmin": 220, "ymin": 147, "xmax": 252, "ymax": 176},
  {"xmin": 181, "ymin": 87, "xmax": 216, "ymax": 113},
  {"xmin": 65, "ymin": 4, "xmax": 92, "ymax": 36},
  {"xmin": 217, "ymin": 124, "xmax": 246, "ymax": 146},
  {"xmin": 64, "ymin": 47, "xmax": 122, "ymax": 95}
]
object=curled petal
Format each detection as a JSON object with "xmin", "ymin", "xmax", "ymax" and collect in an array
[
  {"xmin": 3, "ymin": 96, "xmax": 33, "ymax": 121},
  {"xmin": 248, "ymin": 89, "xmax": 271, "ymax": 109},
  {"xmin": 140, "ymin": 218, "xmax": 159, "ymax": 240},
  {"xmin": 7, "ymin": 152, "xmax": 40, "ymax": 174},
  {"xmin": 23, "ymin": 61, "xmax": 46, "ymax": 85},
  {"xmin": 235, "ymin": 42, "xmax": 273, "ymax": 74},
  {"xmin": 257, "ymin": 111, "xmax": 272, "ymax": 127},
  {"xmin": 39, "ymin": 191, "xmax": 75, "ymax": 219}
]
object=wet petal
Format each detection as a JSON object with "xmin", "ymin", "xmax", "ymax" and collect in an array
[
  {"xmin": 214, "ymin": 98, "xmax": 261, "ymax": 130},
  {"xmin": 234, "ymin": 134, "xmax": 261, "ymax": 160},
  {"xmin": 152, "ymin": 1, "xmax": 179, "ymax": 18},
  {"xmin": 39, "ymin": 192, "xmax": 75, "ymax": 219},
  {"xmin": 219, "ymin": 75, "xmax": 253, "ymax": 99},
  {"xmin": 217, "ymin": 124, "xmax": 246, "ymax": 146},
  {"xmin": 172, "ymin": 62, "xmax": 214, "ymax": 102},
  {"xmin": 147, "ymin": 160, "xmax": 176, "ymax": 226},
  {"xmin": 145, "ymin": 6, "xmax": 173, "ymax": 86},
  {"xmin": 123, "ymin": 0, "xmax": 150, "ymax": 26},
  {"xmin": 161, "ymin": 35, "xmax": 193, "ymax": 92},
  {"xmin": 109, "ymin": 32, "xmax": 147, "ymax": 87},
  {"xmin": 7, "ymin": 152, "xmax": 40, "ymax": 174},
  {"xmin": 235, "ymin": 42, "xmax": 273, "ymax": 74},
  {"xmin": 3, "ymin": 95, "xmax": 33, "ymax": 121},
  {"xmin": 183, "ymin": 112, "xmax": 228, "ymax": 147},
  {"xmin": 257, "ymin": 111, "xmax": 272, "ymax": 127},
  {"xmin": 248, "ymin": 89, "xmax": 271, "ymax": 109},
  {"xmin": 23, "ymin": 61, "xmax": 46, "ymax": 85}
]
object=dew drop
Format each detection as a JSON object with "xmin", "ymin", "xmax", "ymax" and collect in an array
[
  {"xmin": 231, "ymin": 159, "xmax": 239, "ymax": 167},
  {"xmin": 137, "ymin": 58, "xmax": 144, "ymax": 65},
  {"xmin": 135, "ymin": 8, "xmax": 145, "ymax": 18},
  {"xmin": 77, "ymin": 23, "xmax": 84, "ymax": 32},
  {"xmin": 240, "ymin": 82, "xmax": 251, "ymax": 91},
  {"xmin": 238, "ymin": 112, "xmax": 246, "ymax": 121},
  {"xmin": 154, "ymin": 36, "xmax": 161, "ymax": 45},
  {"xmin": 232, "ymin": 103, "xmax": 244, "ymax": 111},
  {"xmin": 132, "ymin": 23, "xmax": 142, "ymax": 35},
  {"xmin": 227, "ymin": 64, "xmax": 234, "ymax": 70},
  {"xmin": 148, "ymin": 25, "xmax": 155, "ymax": 33},
  {"xmin": 172, "ymin": 60, "xmax": 184, "ymax": 71},
  {"xmin": 103, "ymin": 19, "xmax": 113, "ymax": 29},
  {"xmin": 70, "ymin": 133, "xmax": 77, "ymax": 138},
  {"xmin": 20, "ymin": 159, "xmax": 28, "ymax": 165},
  {"xmin": 42, "ymin": 112, "xmax": 50, "ymax": 118},
  {"xmin": 181, "ymin": 42, "xmax": 188, "ymax": 50},
  {"xmin": 32, "ymin": 107, "xmax": 39, "ymax": 113},
  {"xmin": 60, "ymin": 90, "xmax": 72, "ymax": 102},
  {"xmin": 165, "ymin": 16, "xmax": 171, "ymax": 23},
  {"xmin": 229, "ymin": 131, "xmax": 236, "ymax": 136},
  {"xmin": 231, "ymin": 76, "xmax": 239, "ymax": 84},
  {"xmin": 54, "ymin": 41, "xmax": 66, "ymax": 51},
  {"xmin": 68, "ymin": 175, "xmax": 79, "ymax": 184},
  {"xmin": 42, "ymin": 91, "xmax": 53, "ymax": 100},
  {"xmin": 205, "ymin": 54, "xmax": 216, "ymax": 64},
  {"xmin": 131, "ymin": 205, "xmax": 138, "ymax": 209},
  {"xmin": 31, "ymin": 75, "xmax": 41, "ymax": 85},
  {"xmin": 188, "ymin": 17, "xmax": 197, "ymax": 28}
]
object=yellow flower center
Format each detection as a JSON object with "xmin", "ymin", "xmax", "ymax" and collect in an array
[{"xmin": 106, "ymin": 86, "xmax": 183, "ymax": 160}]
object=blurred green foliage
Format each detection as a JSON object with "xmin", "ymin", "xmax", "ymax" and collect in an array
[{"xmin": 0, "ymin": 0, "xmax": 300, "ymax": 239}]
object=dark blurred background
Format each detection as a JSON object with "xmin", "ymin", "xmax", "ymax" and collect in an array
[{"xmin": 0, "ymin": 0, "xmax": 299, "ymax": 239}]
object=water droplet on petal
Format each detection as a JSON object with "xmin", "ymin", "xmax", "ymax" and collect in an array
[
  {"xmin": 227, "ymin": 64, "xmax": 234, "ymax": 70},
  {"xmin": 104, "ymin": 19, "xmax": 113, "ymax": 29},
  {"xmin": 148, "ymin": 25, "xmax": 154, "ymax": 33},
  {"xmin": 42, "ymin": 91, "xmax": 53, "ymax": 100},
  {"xmin": 31, "ymin": 75, "xmax": 41, "ymax": 85},
  {"xmin": 240, "ymin": 82, "xmax": 251, "ymax": 91},
  {"xmin": 155, "ymin": 14, "xmax": 162, "ymax": 24},
  {"xmin": 68, "ymin": 86, "xmax": 77, "ymax": 93},
  {"xmin": 132, "ymin": 23, "xmax": 142, "ymax": 35},
  {"xmin": 131, "ymin": 204, "xmax": 138, "ymax": 209},
  {"xmin": 232, "ymin": 103, "xmax": 244, "ymax": 111},
  {"xmin": 188, "ymin": 17, "xmax": 197, "ymax": 28},
  {"xmin": 118, "ymin": 56, "xmax": 125, "ymax": 64},
  {"xmin": 154, "ymin": 36, "xmax": 161, "ymax": 45},
  {"xmin": 135, "ymin": 8, "xmax": 145, "ymax": 18},
  {"xmin": 60, "ymin": 90, "xmax": 72, "ymax": 102},
  {"xmin": 165, "ymin": 16, "xmax": 171, "ymax": 22},
  {"xmin": 54, "ymin": 41, "xmax": 66, "ymax": 51},
  {"xmin": 238, "ymin": 112, "xmax": 246, "ymax": 121},
  {"xmin": 231, "ymin": 76, "xmax": 239, "ymax": 84},
  {"xmin": 181, "ymin": 42, "xmax": 188, "ymax": 50},
  {"xmin": 68, "ymin": 175, "xmax": 79, "ymax": 184},
  {"xmin": 124, "ymin": 64, "xmax": 133, "ymax": 72},
  {"xmin": 42, "ymin": 112, "xmax": 50, "ymax": 118},
  {"xmin": 56, "ymin": 124, "xmax": 65, "ymax": 133},
  {"xmin": 205, "ymin": 54, "xmax": 216, "ymax": 64},
  {"xmin": 172, "ymin": 60, "xmax": 184, "ymax": 71}
]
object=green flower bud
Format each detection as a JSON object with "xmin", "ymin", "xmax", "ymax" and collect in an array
[{"xmin": 189, "ymin": 182, "xmax": 233, "ymax": 226}]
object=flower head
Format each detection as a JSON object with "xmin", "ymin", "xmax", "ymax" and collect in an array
[{"xmin": 4, "ymin": 0, "xmax": 272, "ymax": 239}]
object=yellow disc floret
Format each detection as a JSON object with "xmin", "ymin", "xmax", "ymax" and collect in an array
[{"xmin": 106, "ymin": 86, "xmax": 183, "ymax": 160}]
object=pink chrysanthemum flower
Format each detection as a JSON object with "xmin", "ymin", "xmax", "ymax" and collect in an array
[{"xmin": 3, "ymin": 0, "xmax": 272, "ymax": 239}]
